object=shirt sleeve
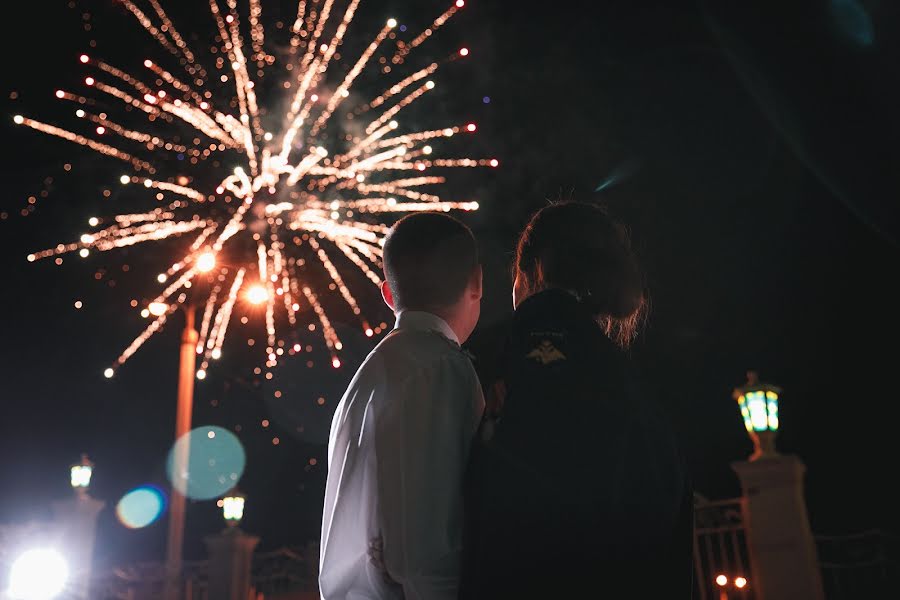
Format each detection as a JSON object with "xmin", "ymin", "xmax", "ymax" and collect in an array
[{"xmin": 375, "ymin": 353, "xmax": 484, "ymax": 600}]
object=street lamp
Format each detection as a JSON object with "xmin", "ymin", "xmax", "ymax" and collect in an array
[
  {"xmin": 733, "ymin": 371, "xmax": 781, "ymax": 461},
  {"xmin": 164, "ymin": 251, "xmax": 217, "ymax": 600},
  {"xmin": 221, "ymin": 489, "xmax": 246, "ymax": 527},
  {"xmin": 70, "ymin": 454, "xmax": 93, "ymax": 495}
]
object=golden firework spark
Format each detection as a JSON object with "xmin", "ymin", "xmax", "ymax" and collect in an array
[{"xmin": 15, "ymin": 0, "xmax": 495, "ymax": 378}]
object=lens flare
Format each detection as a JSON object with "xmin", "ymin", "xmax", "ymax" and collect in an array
[
  {"xmin": 116, "ymin": 485, "xmax": 167, "ymax": 529},
  {"xmin": 166, "ymin": 426, "xmax": 245, "ymax": 500},
  {"xmin": 8, "ymin": 549, "xmax": 69, "ymax": 600}
]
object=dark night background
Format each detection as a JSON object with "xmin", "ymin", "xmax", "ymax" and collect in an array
[{"xmin": 1, "ymin": 0, "xmax": 898, "ymax": 571}]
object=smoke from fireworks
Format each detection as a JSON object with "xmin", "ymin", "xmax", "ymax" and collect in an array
[{"xmin": 14, "ymin": 0, "xmax": 495, "ymax": 378}]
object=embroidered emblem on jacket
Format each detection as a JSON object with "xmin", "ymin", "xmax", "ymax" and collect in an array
[{"xmin": 526, "ymin": 340, "xmax": 566, "ymax": 365}]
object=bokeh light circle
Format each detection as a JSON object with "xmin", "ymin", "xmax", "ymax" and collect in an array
[
  {"xmin": 166, "ymin": 426, "xmax": 245, "ymax": 500},
  {"xmin": 116, "ymin": 485, "xmax": 167, "ymax": 529}
]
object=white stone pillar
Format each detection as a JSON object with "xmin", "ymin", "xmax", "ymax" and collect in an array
[
  {"xmin": 51, "ymin": 492, "xmax": 106, "ymax": 599},
  {"xmin": 732, "ymin": 454, "xmax": 825, "ymax": 600},
  {"xmin": 204, "ymin": 527, "xmax": 260, "ymax": 600}
]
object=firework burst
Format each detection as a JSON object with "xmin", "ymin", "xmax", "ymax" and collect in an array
[{"xmin": 14, "ymin": 0, "xmax": 495, "ymax": 378}]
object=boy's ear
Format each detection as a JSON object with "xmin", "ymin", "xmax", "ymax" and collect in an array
[
  {"xmin": 470, "ymin": 264, "xmax": 483, "ymax": 301},
  {"xmin": 381, "ymin": 280, "xmax": 396, "ymax": 311}
]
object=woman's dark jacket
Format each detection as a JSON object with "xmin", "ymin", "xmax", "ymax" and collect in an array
[{"xmin": 460, "ymin": 289, "xmax": 693, "ymax": 599}]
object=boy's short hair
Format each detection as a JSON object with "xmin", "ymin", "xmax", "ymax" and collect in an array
[{"xmin": 383, "ymin": 212, "xmax": 478, "ymax": 311}]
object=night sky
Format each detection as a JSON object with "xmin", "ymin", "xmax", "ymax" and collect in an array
[{"xmin": 2, "ymin": 0, "xmax": 899, "ymax": 569}]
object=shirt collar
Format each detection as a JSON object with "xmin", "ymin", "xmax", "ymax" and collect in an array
[{"xmin": 394, "ymin": 310, "xmax": 460, "ymax": 346}]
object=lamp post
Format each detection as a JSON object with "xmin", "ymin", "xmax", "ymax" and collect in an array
[
  {"xmin": 730, "ymin": 371, "xmax": 825, "ymax": 600},
  {"xmin": 52, "ymin": 455, "xmax": 105, "ymax": 599},
  {"xmin": 733, "ymin": 371, "xmax": 781, "ymax": 461},
  {"xmin": 206, "ymin": 490, "xmax": 259, "ymax": 600},
  {"xmin": 163, "ymin": 251, "xmax": 216, "ymax": 600}
]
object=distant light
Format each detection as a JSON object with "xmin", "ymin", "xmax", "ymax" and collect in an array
[
  {"xmin": 55, "ymin": 90, "xmax": 65, "ymax": 99},
  {"xmin": 212, "ymin": 348, "xmax": 222, "ymax": 360},
  {"xmin": 423, "ymin": 145, "xmax": 433, "ymax": 154},
  {"xmin": 246, "ymin": 284, "xmax": 268, "ymax": 305},
  {"xmin": 387, "ymin": 18, "xmax": 397, "ymax": 28},
  {"xmin": 207, "ymin": 430, "xmax": 216, "ymax": 439},
  {"xmin": 85, "ymin": 77, "xmax": 94, "ymax": 86},
  {"xmin": 120, "ymin": 175, "xmax": 130, "ymax": 184},
  {"xmin": 96, "ymin": 126, "xmax": 105, "ymax": 135},
  {"xmin": 222, "ymin": 493, "xmax": 245, "ymax": 524},
  {"xmin": 456, "ymin": 0, "xmax": 465, "ymax": 7},
  {"xmin": 466, "ymin": 123, "xmax": 477, "ymax": 132},
  {"xmin": 425, "ymin": 80, "xmax": 435, "ymax": 90},
  {"xmin": 8, "ymin": 549, "xmax": 69, "ymax": 600},
  {"xmin": 196, "ymin": 251, "xmax": 216, "ymax": 273},
  {"xmin": 459, "ymin": 47, "xmax": 469, "ymax": 57},
  {"xmin": 735, "ymin": 577, "xmax": 747, "ymax": 589},
  {"xmin": 332, "ymin": 357, "xmax": 341, "ymax": 369},
  {"xmin": 74, "ymin": 300, "xmax": 83, "ymax": 309},
  {"xmin": 104, "ymin": 368, "xmax": 115, "ymax": 379},
  {"xmin": 80, "ymin": 54, "xmax": 89, "ymax": 63},
  {"xmin": 70, "ymin": 460, "xmax": 92, "ymax": 489},
  {"xmin": 148, "ymin": 302, "xmax": 168, "ymax": 316},
  {"xmin": 715, "ymin": 574, "xmax": 728, "ymax": 587},
  {"xmin": 263, "ymin": 132, "xmax": 273, "ymax": 141},
  {"xmin": 482, "ymin": 96, "xmax": 491, "ymax": 104},
  {"xmin": 489, "ymin": 159, "xmax": 499, "ymax": 167},
  {"xmin": 365, "ymin": 328, "xmax": 374, "ymax": 337},
  {"xmin": 13, "ymin": 115, "xmax": 24, "ymax": 124},
  {"xmin": 88, "ymin": 217, "xmax": 99, "ymax": 226},
  {"xmin": 196, "ymin": 369, "xmax": 207, "ymax": 380},
  {"xmin": 157, "ymin": 273, "xmax": 167, "ymax": 283},
  {"xmin": 79, "ymin": 249, "xmax": 89, "ymax": 258}
]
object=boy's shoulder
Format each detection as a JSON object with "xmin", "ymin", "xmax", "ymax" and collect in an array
[{"xmin": 373, "ymin": 328, "xmax": 470, "ymax": 369}]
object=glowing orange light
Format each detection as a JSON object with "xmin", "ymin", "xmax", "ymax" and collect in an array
[
  {"xmin": 735, "ymin": 577, "xmax": 747, "ymax": 589},
  {"xmin": 148, "ymin": 301, "xmax": 168, "ymax": 316},
  {"xmin": 246, "ymin": 284, "xmax": 268, "ymax": 305},
  {"xmin": 715, "ymin": 575, "xmax": 728, "ymax": 587},
  {"xmin": 196, "ymin": 251, "xmax": 216, "ymax": 273}
]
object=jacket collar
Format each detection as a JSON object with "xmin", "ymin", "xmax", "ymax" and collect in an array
[{"xmin": 394, "ymin": 310, "xmax": 460, "ymax": 346}]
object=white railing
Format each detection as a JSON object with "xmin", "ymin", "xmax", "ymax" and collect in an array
[{"xmin": 693, "ymin": 496, "xmax": 754, "ymax": 599}]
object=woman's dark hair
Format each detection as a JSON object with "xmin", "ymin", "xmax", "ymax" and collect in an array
[{"xmin": 514, "ymin": 202, "xmax": 646, "ymax": 347}]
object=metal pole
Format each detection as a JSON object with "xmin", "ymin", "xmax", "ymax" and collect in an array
[{"xmin": 165, "ymin": 304, "xmax": 198, "ymax": 600}]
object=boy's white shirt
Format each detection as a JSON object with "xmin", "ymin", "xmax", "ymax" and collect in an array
[{"xmin": 319, "ymin": 310, "xmax": 485, "ymax": 600}]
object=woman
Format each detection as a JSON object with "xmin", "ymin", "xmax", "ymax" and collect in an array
[{"xmin": 461, "ymin": 202, "xmax": 693, "ymax": 598}]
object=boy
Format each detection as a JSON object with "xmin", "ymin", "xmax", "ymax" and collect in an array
[{"xmin": 319, "ymin": 213, "xmax": 485, "ymax": 600}]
